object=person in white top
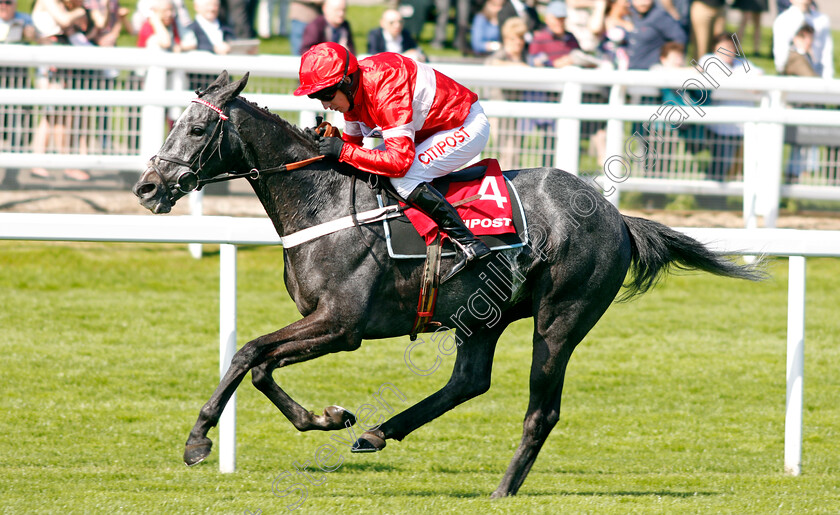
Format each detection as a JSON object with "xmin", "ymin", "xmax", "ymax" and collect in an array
[
  {"xmin": 188, "ymin": 0, "xmax": 232, "ymax": 54},
  {"xmin": 0, "ymin": 0, "xmax": 37, "ymax": 43},
  {"xmin": 773, "ymin": 0, "xmax": 833, "ymax": 79}
]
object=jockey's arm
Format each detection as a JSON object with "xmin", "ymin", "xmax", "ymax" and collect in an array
[{"xmin": 338, "ymin": 133, "xmax": 415, "ymax": 178}]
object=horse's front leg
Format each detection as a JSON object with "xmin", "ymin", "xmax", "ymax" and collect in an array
[
  {"xmin": 184, "ymin": 308, "xmax": 360, "ymax": 466},
  {"xmin": 250, "ymin": 356, "xmax": 357, "ymax": 432}
]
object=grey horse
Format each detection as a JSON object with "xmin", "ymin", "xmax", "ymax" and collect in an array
[{"xmin": 133, "ymin": 71, "xmax": 761, "ymax": 498}]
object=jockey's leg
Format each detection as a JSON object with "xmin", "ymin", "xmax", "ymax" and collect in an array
[
  {"xmin": 406, "ymin": 182, "xmax": 491, "ymax": 282},
  {"xmin": 391, "ymin": 101, "xmax": 492, "ymax": 281}
]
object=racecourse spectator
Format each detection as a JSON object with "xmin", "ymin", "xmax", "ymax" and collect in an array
[
  {"xmin": 689, "ymin": 0, "xmax": 726, "ymax": 60},
  {"xmin": 84, "ymin": 0, "xmax": 131, "ymax": 46},
  {"xmin": 31, "ymin": 0, "xmax": 90, "ymax": 45},
  {"xmin": 471, "ymin": 0, "xmax": 504, "ymax": 56},
  {"xmin": 701, "ymin": 33, "xmax": 761, "ymax": 180},
  {"xmin": 300, "ymin": 0, "xmax": 354, "ymax": 54},
  {"xmin": 783, "ymin": 23, "xmax": 818, "ymax": 76},
  {"xmin": 528, "ymin": 1, "xmax": 579, "ymax": 68},
  {"xmin": 432, "ymin": 0, "xmax": 450, "ymax": 49},
  {"xmin": 367, "ymin": 8, "xmax": 425, "ymax": 61},
  {"xmin": 133, "ymin": 0, "xmax": 189, "ymax": 36},
  {"xmin": 487, "ymin": 16, "xmax": 529, "ymax": 65},
  {"xmin": 657, "ymin": 0, "xmax": 690, "ymax": 38},
  {"xmin": 188, "ymin": 0, "xmax": 235, "ymax": 54},
  {"xmin": 773, "ymin": 0, "xmax": 833, "ymax": 78},
  {"xmin": 782, "ymin": 23, "xmax": 820, "ymax": 183},
  {"xmin": 30, "ymin": 0, "xmax": 93, "ymax": 181},
  {"xmin": 219, "ymin": 0, "xmax": 255, "ymax": 39},
  {"xmin": 486, "ymin": 16, "xmax": 530, "ymax": 169},
  {"xmin": 592, "ymin": 0, "xmax": 633, "ymax": 69},
  {"xmin": 566, "ymin": 0, "xmax": 601, "ymax": 52},
  {"xmin": 627, "ymin": 0, "xmax": 686, "ymax": 70},
  {"xmin": 1, "ymin": 0, "xmax": 36, "ymax": 43},
  {"xmin": 732, "ymin": 0, "xmax": 768, "ymax": 57},
  {"xmin": 136, "ymin": 0, "xmax": 195, "ymax": 51},
  {"xmin": 498, "ymin": 0, "xmax": 540, "ymax": 44},
  {"xmin": 289, "ymin": 0, "xmax": 321, "ymax": 55},
  {"xmin": 1, "ymin": 0, "xmax": 36, "ymax": 188},
  {"xmin": 137, "ymin": 0, "xmax": 194, "ymax": 128},
  {"xmin": 648, "ymin": 42, "xmax": 707, "ymax": 170}
]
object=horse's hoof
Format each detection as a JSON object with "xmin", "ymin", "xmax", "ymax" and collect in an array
[
  {"xmin": 184, "ymin": 437, "xmax": 213, "ymax": 466},
  {"xmin": 351, "ymin": 430, "xmax": 386, "ymax": 453},
  {"xmin": 324, "ymin": 405, "xmax": 356, "ymax": 430}
]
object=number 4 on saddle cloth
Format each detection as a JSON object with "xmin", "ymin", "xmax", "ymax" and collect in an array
[{"xmin": 379, "ymin": 159, "xmax": 530, "ymax": 259}]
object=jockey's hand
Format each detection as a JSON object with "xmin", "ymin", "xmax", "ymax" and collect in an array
[{"xmin": 318, "ymin": 136, "xmax": 344, "ymax": 159}]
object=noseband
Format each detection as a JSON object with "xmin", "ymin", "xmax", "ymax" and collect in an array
[{"xmin": 150, "ymin": 98, "xmax": 233, "ymax": 202}]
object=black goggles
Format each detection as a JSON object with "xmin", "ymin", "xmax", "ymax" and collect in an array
[{"xmin": 308, "ymin": 84, "xmax": 340, "ymax": 102}]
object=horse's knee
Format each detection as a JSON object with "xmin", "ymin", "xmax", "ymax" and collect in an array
[{"xmin": 251, "ymin": 364, "xmax": 273, "ymax": 390}]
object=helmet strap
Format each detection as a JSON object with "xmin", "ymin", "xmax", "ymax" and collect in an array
[{"xmin": 340, "ymin": 70, "xmax": 360, "ymax": 111}]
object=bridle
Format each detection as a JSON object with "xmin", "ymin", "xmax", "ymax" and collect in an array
[{"xmin": 150, "ymin": 97, "xmax": 327, "ymax": 203}]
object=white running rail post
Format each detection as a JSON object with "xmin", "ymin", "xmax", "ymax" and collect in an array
[
  {"xmin": 784, "ymin": 255, "xmax": 806, "ymax": 476},
  {"xmin": 218, "ymin": 244, "xmax": 237, "ymax": 473}
]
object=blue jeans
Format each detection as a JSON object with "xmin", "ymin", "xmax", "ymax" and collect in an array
[{"xmin": 291, "ymin": 19, "xmax": 307, "ymax": 55}]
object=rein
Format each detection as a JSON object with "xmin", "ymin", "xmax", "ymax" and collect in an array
[{"xmin": 152, "ymin": 99, "xmax": 335, "ymax": 201}]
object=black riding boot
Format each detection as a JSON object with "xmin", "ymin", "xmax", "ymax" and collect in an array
[{"xmin": 406, "ymin": 182, "xmax": 491, "ymax": 282}]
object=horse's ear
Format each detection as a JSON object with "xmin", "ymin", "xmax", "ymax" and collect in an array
[
  {"xmin": 201, "ymin": 71, "xmax": 231, "ymax": 97},
  {"xmin": 218, "ymin": 72, "xmax": 249, "ymax": 104}
]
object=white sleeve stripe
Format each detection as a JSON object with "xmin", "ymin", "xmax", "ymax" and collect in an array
[
  {"xmin": 383, "ymin": 124, "xmax": 415, "ymax": 139},
  {"xmin": 411, "ymin": 61, "xmax": 436, "ymax": 132},
  {"xmin": 344, "ymin": 121, "xmax": 362, "ymax": 136}
]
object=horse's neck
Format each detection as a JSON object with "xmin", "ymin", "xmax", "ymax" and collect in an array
[{"xmin": 233, "ymin": 100, "xmax": 349, "ymax": 236}]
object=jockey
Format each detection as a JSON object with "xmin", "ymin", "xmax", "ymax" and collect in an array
[{"xmin": 294, "ymin": 42, "xmax": 492, "ymax": 282}]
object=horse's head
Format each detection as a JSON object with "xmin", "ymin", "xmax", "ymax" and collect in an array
[{"xmin": 134, "ymin": 70, "xmax": 250, "ymax": 214}]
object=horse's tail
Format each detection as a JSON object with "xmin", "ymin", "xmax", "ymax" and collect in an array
[{"xmin": 618, "ymin": 215, "xmax": 764, "ymax": 302}]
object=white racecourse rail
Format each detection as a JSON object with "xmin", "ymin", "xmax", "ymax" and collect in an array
[
  {"xmin": 1, "ymin": 212, "xmax": 838, "ymax": 475},
  {"xmin": 2, "ymin": 45, "xmax": 840, "ymax": 227}
]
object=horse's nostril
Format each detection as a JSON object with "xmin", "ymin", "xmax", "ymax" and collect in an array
[{"xmin": 136, "ymin": 182, "xmax": 157, "ymax": 197}]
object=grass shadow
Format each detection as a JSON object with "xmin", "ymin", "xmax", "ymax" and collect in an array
[{"xmin": 333, "ymin": 461, "xmax": 401, "ymax": 473}]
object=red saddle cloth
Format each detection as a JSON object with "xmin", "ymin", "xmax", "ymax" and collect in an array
[{"xmin": 403, "ymin": 158, "xmax": 516, "ymax": 245}]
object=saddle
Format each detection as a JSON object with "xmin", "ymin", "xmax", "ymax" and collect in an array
[{"xmin": 371, "ymin": 159, "xmax": 529, "ymax": 340}]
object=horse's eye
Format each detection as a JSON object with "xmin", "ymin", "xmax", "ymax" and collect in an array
[{"xmin": 190, "ymin": 126, "xmax": 204, "ymax": 136}]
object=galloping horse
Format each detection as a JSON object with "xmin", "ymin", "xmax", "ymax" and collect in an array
[{"xmin": 133, "ymin": 71, "xmax": 760, "ymax": 497}]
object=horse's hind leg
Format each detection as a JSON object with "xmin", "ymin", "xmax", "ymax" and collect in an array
[
  {"xmin": 491, "ymin": 334, "xmax": 572, "ymax": 498},
  {"xmin": 356, "ymin": 325, "xmax": 504, "ymax": 450},
  {"xmin": 251, "ymin": 358, "xmax": 355, "ymax": 431},
  {"xmin": 492, "ymin": 295, "xmax": 608, "ymax": 498}
]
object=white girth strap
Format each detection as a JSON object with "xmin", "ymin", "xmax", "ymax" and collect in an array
[{"xmin": 281, "ymin": 205, "xmax": 403, "ymax": 248}]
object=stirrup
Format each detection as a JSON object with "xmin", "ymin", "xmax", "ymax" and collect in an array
[{"xmin": 441, "ymin": 241, "xmax": 491, "ymax": 283}]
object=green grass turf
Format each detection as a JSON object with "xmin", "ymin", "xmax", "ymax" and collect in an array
[{"xmin": 1, "ymin": 240, "xmax": 839, "ymax": 513}]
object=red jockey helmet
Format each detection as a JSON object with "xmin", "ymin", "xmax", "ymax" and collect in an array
[{"xmin": 294, "ymin": 43, "xmax": 359, "ymax": 97}]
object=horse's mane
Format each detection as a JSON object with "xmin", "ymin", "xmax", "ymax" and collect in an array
[{"xmin": 235, "ymin": 96, "xmax": 318, "ymax": 146}]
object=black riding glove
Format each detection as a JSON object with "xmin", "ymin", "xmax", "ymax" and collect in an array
[{"xmin": 318, "ymin": 136, "xmax": 344, "ymax": 159}]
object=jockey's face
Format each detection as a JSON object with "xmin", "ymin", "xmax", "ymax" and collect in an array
[{"xmin": 320, "ymin": 89, "xmax": 351, "ymax": 114}]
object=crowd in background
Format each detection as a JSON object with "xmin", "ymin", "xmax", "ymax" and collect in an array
[
  {"xmin": 1, "ymin": 0, "xmax": 834, "ymax": 72},
  {"xmin": 0, "ymin": 0, "xmax": 837, "ymax": 182}
]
